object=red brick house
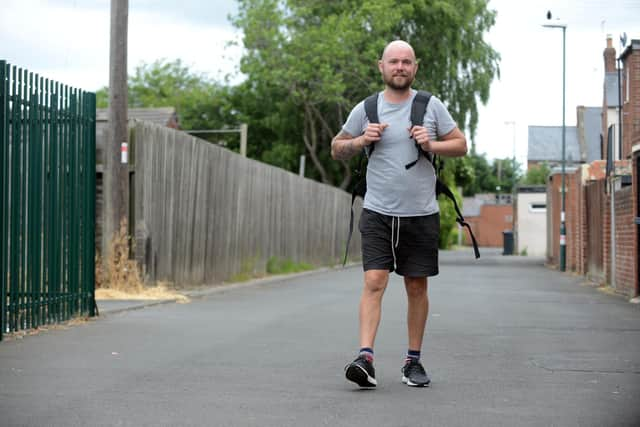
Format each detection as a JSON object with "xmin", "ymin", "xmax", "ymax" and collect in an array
[{"xmin": 546, "ymin": 36, "xmax": 639, "ymax": 299}]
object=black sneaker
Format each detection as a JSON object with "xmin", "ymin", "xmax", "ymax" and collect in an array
[
  {"xmin": 401, "ymin": 359, "xmax": 431, "ymax": 387},
  {"xmin": 345, "ymin": 355, "xmax": 377, "ymax": 387}
]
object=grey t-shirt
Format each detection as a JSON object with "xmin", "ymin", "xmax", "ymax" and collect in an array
[{"xmin": 342, "ymin": 90, "xmax": 457, "ymax": 216}]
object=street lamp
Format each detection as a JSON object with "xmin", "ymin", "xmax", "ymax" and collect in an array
[
  {"xmin": 504, "ymin": 121, "xmax": 516, "ymax": 164},
  {"xmin": 504, "ymin": 120, "xmax": 516, "ymax": 188},
  {"xmin": 543, "ymin": 11, "xmax": 567, "ymax": 272}
]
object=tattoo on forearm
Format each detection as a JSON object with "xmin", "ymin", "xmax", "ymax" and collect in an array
[{"xmin": 333, "ymin": 135, "xmax": 362, "ymax": 160}]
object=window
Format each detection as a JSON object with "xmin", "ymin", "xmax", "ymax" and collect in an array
[{"xmin": 529, "ymin": 202, "xmax": 546, "ymax": 213}]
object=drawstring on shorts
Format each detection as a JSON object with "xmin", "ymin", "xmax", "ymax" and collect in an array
[{"xmin": 391, "ymin": 216, "xmax": 401, "ymax": 269}]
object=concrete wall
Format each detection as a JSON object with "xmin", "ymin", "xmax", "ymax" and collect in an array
[{"xmin": 515, "ymin": 192, "xmax": 547, "ymax": 256}]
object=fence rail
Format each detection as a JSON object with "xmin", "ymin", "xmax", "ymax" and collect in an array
[{"xmin": 1, "ymin": 61, "xmax": 96, "ymax": 340}]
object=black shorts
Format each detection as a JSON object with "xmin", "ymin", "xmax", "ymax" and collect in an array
[{"xmin": 359, "ymin": 208, "xmax": 439, "ymax": 277}]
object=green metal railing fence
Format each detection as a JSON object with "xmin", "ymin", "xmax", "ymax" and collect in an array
[{"xmin": 1, "ymin": 61, "xmax": 96, "ymax": 341}]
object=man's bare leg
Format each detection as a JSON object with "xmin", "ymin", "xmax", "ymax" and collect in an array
[
  {"xmin": 402, "ymin": 276, "xmax": 431, "ymax": 386},
  {"xmin": 359, "ymin": 269, "xmax": 390, "ymax": 348},
  {"xmin": 404, "ymin": 276, "xmax": 429, "ymax": 350},
  {"xmin": 345, "ymin": 269, "xmax": 389, "ymax": 387}
]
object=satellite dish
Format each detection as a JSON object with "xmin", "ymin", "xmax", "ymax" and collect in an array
[
  {"xmin": 620, "ymin": 32, "xmax": 628, "ymax": 48},
  {"xmin": 546, "ymin": 10, "xmax": 552, "ymax": 20}
]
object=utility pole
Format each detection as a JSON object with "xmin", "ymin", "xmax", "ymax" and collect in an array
[{"xmin": 104, "ymin": 0, "xmax": 129, "ymax": 256}]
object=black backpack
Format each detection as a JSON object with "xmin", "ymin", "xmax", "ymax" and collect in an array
[{"xmin": 343, "ymin": 90, "xmax": 480, "ymax": 265}]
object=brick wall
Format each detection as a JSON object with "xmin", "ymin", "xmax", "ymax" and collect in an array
[
  {"xmin": 575, "ymin": 167, "xmax": 587, "ymax": 275},
  {"xmin": 614, "ymin": 186, "xmax": 636, "ymax": 297},
  {"xmin": 464, "ymin": 204, "xmax": 513, "ymax": 248},
  {"xmin": 622, "ymin": 45, "xmax": 640, "ymax": 158},
  {"xmin": 547, "ymin": 171, "xmax": 579, "ymax": 269},
  {"xmin": 566, "ymin": 169, "xmax": 580, "ymax": 272},
  {"xmin": 603, "ymin": 186, "xmax": 611, "ymax": 284}
]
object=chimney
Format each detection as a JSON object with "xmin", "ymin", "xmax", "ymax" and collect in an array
[{"xmin": 604, "ymin": 34, "xmax": 616, "ymax": 72}]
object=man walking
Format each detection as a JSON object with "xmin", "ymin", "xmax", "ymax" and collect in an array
[{"xmin": 331, "ymin": 40, "xmax": 467, "ymax": 388}]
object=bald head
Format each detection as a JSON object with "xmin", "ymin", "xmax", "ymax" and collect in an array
[
  {"xmin": 378, "ymin": 40, "xmax": 418, "ymax": 92},
  {"xmin": 381, "ymin": 40, "xmax": 416, "ymax": 61}
]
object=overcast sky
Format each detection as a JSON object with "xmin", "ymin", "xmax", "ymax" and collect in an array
[{"xmin": 1, "ymin": 0, "xmax": 639, "ymax": 165}]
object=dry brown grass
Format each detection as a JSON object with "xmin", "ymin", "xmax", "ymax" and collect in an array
[
  {"xmin": 95, "ymin": 282, "xmax": 190, "ymax": 303},
  {"xmin": 96, "ymin": 218, "xmax": 144, "ymax": 293},
  {"xmin": 94, "ymin": 219, "xmax": 189, "ymax": 303}
]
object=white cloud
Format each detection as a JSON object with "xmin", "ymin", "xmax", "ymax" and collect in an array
[
  {"xmin": 128, "ymin": 10, "xmax": 243, "ymax": 85},
  {"xmin": 0, "ymin": 0, "xmax": 242, "ymax": 91},
  {"xmin": 474, "ymin": 0, "xmax": 639, "ymax": 165},
  {"xmin": 2, "ymin": 0, "xmax": 638, "ymax": 167}
]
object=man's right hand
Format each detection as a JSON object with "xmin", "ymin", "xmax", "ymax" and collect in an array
[{"xmin": 362, "ymin": 123, "xmax": 389, "ymax": 146}]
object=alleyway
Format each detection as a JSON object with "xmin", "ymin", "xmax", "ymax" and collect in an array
[{"xmin": 1, "ymin": 249, "xmax": 639, "ymax": 426}]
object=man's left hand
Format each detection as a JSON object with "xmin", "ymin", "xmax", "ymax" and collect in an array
[{"xmin": 409, "ymin": 126, "xmax": 432, "ymax": 152}]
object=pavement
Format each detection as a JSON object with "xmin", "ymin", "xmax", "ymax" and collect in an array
[
  {"xmin": 95, "ymin": 264, "xmax": 355, "ymax": 316},
  {"xmin": 2, "ymin": 248, "xmax": 640, "ymax": 427}
]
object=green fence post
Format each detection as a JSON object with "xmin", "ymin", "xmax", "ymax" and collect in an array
[
  {"xmin": 27, "ymin": 71, "xmax": 34, "ymax": 330},
  {"xmin": 51, "ymin": 82, "xmax": 60, "ymax": 323},
  {"xmin": 0, "ymin": 60, "xmax": 7, "ymax": 341},
  {"xmin": 44, "ymin": 78, "xmax": 53, "ymax": 325},
  {"xmin": 33, "ymin": 75, "xmax": 44, "ymax": 329},
  {"xmin": 69, "ymin": 89, "xmax": 79, "ymax": 316},
  {"xmin": 62, "ymin": 84, "xmax": 70, "ymax": 321},
  {"xmin": 9, "ymin": 65, "xmax": 20, "ymax": 333},
  {"xmin": 87, "ymin": 92, "xmax": 96, "ymax": 317},
  {"xmin": 19, "ymin": 68, "xmax": 28, "ymax": 332}
]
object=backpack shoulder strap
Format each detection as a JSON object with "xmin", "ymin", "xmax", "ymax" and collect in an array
[
  {"xmin": 405, "ymin": 90, "xmax": 432, "ymax": 170},
  {"xmin": 410, "ymin": 90, "xmax": 431, "ymax": 127},
  {"xmin": 364, "ymin": 93, "xmax": 379, "ymax": 124},
  {"xmin": 436, "ymin": 179, "xmax": 481, "ymax": 259}
]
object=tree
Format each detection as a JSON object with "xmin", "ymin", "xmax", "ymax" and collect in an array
[
  {"xmin": 94, "ymin": 59, "xmax": 307, "ymax": 169},
  {"xmin": 462, "ymin": 152, "xmax": 495, "ymax": 196},
  {"xmin": 492, "ymin": 157, "xmax": 522, "ymax": 194},
  {"xmin": 232, "ymin": 0, "xmax": 500, "ymax": 189},
  {"xmin": 522, "ymin": 162, "xmax": 550, "ymax": 185},
  {"xmin": 461, "ymin": 152, "xmax": 522, "ymax": 196},
  {"xmin": 95, "ymin": 59, "xmax": 243, "ymax": 145}
]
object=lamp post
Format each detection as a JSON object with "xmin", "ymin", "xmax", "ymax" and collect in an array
[
  {"xmin": 504, "ymin": 120, "xmax": 516, "ymax": 164},
  {"xmin": 504, "ymin": 120, "xmax": 516, "ymax": 191},
  {"xmin": 543, "ymin": 12, "xmax": 567, "ymax": 272}
]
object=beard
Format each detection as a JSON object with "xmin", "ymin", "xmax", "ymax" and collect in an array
[{"xmin": 382, "ymin": 72, "xmax": 415, "ymax": 90}]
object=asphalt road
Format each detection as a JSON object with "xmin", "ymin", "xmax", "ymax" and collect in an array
[{"xmin": 2, "ymin": 249, "xmax": 640, "ymax": 427}]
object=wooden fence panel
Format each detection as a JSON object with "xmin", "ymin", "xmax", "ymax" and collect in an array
[
  {"xmin": 585, "ymin": 180, "xmax": 605, "ymax": 282},
  {"xmin": 133, "ymin": 122, "xmax": 361, "ymax": 286}
]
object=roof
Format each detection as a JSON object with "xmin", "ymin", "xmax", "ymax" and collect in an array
[
  {"xmin": 527, "ymin": 126, "xmax": 580, "ymax": 163},
  {"xmin": 620, "ymin": 39, "xmax": 640, "ymax": 61},
  {"xmin": 516, "ymin": 185, "xmax": 546, "ymax": 193},
  {"xmin": 604, "ymin": 72, "xmax": 620, "ymax": 107},
  {"xmin": 581, "ymin": 107, "xmax": 602, "ymax": 163},
  {"xmin": 96, "ymin": 107, "xmax": 178, "ymax": 127}
]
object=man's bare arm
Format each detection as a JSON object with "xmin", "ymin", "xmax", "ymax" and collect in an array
[
  {"xmin": 331, "ymin": 130, "xmax": 365, "ymax": 160},
  {"xmin": 410, "ymin": 126, "xmax": 467, "ymax": 158},
  {"xmin": 331, "ymin": 123, "xmax": 389, "ymax": 160},
  {"xmin": 431, "ymin": 127, "xmax": 467, "ymax": 157}
]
